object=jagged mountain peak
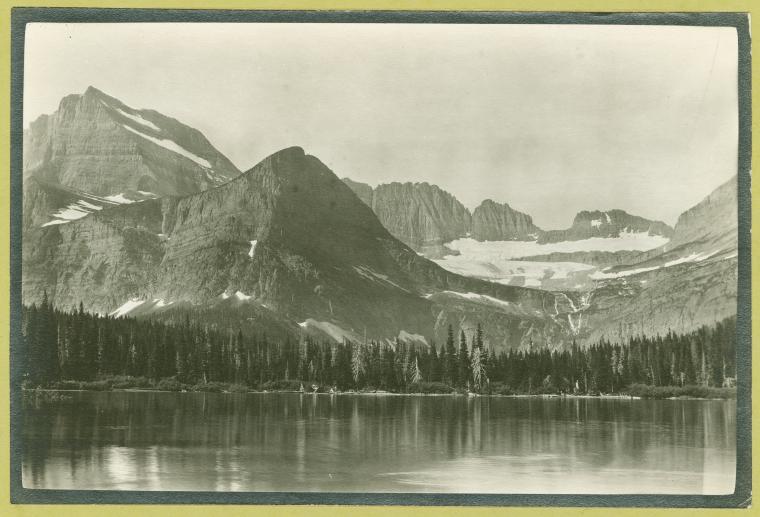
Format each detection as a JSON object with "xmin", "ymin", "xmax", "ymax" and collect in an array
[
  {"xmin": 471, "ymin": 198, "xmax": 540, "ymax": 241},
  {"xmin": 479, "ymin": 198, "xmax": 510, "ymax": 208},
  {"xmin": 83, "ymin": 84, "xmax": 106, "ymax": 97},
  {"xmin": 57, "ymin": 85, "xmax": 120, "ymax": 113},
  {"xmin": 81, "ymin": 85, "xmax": 109, "ymax": 103},
  {"xmin": 538, "ymin": 208, "xmax": 673, "ymax": 244},
  {"xmin": 23, "ymin": 87, "xmax": 242, "ymax": 221},
  {"xmin": 341, "ymin": 177, "xmax": 472, "ymax": 251}
]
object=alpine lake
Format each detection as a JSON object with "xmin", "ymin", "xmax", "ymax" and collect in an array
[{"xmin": 22, "ymin": 391, "xmax": 735, "ymax": 494}]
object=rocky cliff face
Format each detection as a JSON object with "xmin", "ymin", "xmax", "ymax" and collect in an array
[
  {"xmin": 24, "ymin": 86, "xmax": 240, "ymax": 201},
  {"xmin": 665, "ymin": 176, "xmax": 737, "ymax": 253},
  {"xmin": 579, "ymin": 257, "xmax": 737, "ymax": 344},
  {"xmin": 22, "ymin": 196, "xmax": 165, "ymax": 313},
  {"xmin": 471, "ymin": 199, "xmax": 540, "ymax": 241},
  {"xmin": 341, "ymin": 177, "xmax": 374, "ymax": 207},
  {"xmin": 341, "ymin": 179, "xmax": 539, "ymax": 249},
  {"xmin": 537, "ymin": 209, "xmax": 673, "ymax": 244},
  {"xmin": 342, "ymin": 180, "xmax": 473, "ymax": 251},
  {"xmin": 371, "ymin": 182, "xmax": 472, "ymax": 250},
  {"xmin": 24, "ymin": 147, "xmax": 581, "ymax": 350},
  {"xmin": 553, "ymin": 177, "xmax": 738, "ymax": 344}
]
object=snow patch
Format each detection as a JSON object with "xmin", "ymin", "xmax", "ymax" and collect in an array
[
  {"xmin": 589, "ymin": 265, "xmax": 659, "ymax": 280},
  {"xmin": 53, "ymin": 207, "xmax": 89, "ymax": 221},
  {"xmin": 110, "ymin": 299, "xmax": 145, "ymax": 318},
  {"xmin": 104, "ymin": 193, "xmax": 135, "ymax": 204},
  {"xmin": 353, "ymin": 266, "xmax": 411, "ymax": 293},
  {"xmin": 442, "ymin": 234, "xmax": 668, "ymax": 260},
  {"xmin": 101, "ymin": 99, "xmax": 161, "ymax": 132},
  {"xmin": 76, "ymin": 200, "xmax": 103, "ymax": 211},
  {"xmin": 153, "ymin": 298, "xmax": 173, "ymax": 308},
  {"xmin": 42, "ymin": 198, "xmax": 109, "ymax": 226},
  {"xmin": 589, "ymin": 250, "xmax": 720, "ymax": 280},
  {"xmin": 248, "ymin": 240, "xmax": 258, "ymax": 258},
  {"xmin": 219, "ymin": 292, "xmax": 230, "ymax": 300},
  {"xmin": 398, "ymin": 330, "xmax": 428, "ymax": 345},
  {"xmin": 432, "ymin": 253, "xmax": 595, "ymax": 291},
  {"xmin": 590, "ymin": 219, "xmax": 602, "ymax": 228},
  {"xmin": 41, "ymin": 219, "xmax": 71, "ymax": 227},
  {"xmin": 114, "ymin": 106, "xmax": 161, "ymax": 132},
  {"xmin": 121, "ymin": 124, "xmax": 212, "ymax": 168},
  {"xmin": 50, "ymin": 206, "xmax": 88, "ymax": 221},
  {"xmin": 433, "ymin": 234, "xmax": 667, "ymax": 288},
  {"xmin": 665, "ymin": 251, "xmax": 719, "ymax": 266},
  {"xmin": 204, "ymin": 170, "xmax": 225, "ymax": 185},
  {"xmin": 440, "ymin": 291, "xmax": 514, "ymax": 310},
  {"xmin": 298, "ymin": 319, "xmax": 356, "ymax": 343},
  {"xmin": 234, "ymin": 291, "xmax": 252, "ymax": 301}
]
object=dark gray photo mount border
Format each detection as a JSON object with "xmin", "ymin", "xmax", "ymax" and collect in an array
[{"xmin": 8, "ymin": 8, "xmax": 752, "ymax": 507}]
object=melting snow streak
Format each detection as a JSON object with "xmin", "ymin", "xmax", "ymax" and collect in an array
[
  {"xmin": 104, "ymin": 193, "xmax": 135, "ymax": 204},
  {"xmin": 115, "ymin": 107, "xmax": 161, "ymax": 132},
  {"xmin": 110, "ymin": 299, "xmax": 145, "ymax": 318},
  {"xmin": 42, "ymin": 200, "xmax": 106, "ymax": 226},
  {"xmin": 234, "ymin": 291, "xmax": 252, "ymax": 301},
  {"xmin": 121, "ymin": 124, "xmax": 212, "ymax": 168}
]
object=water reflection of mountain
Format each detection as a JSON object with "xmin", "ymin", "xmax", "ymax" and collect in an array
[{"xmin": 23, "ymin": 392, "xmax": 735, "ymax": 494}]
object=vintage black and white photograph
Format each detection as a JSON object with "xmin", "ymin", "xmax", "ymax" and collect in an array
[{"xmin": 14, "ymin": 15, "xmax": 747, "ymax": 500}]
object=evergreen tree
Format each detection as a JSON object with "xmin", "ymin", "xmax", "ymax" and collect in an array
[
  {"xmin": 475, "ymin": 323, "xmax": 484, "ymax": 351},
  {"xmin": 351, "ymin": 342, "xmax": 366, "ymax": 387},
  {"xmin": 444, "ymin": 324, "xmax": 457, "ymax": 385},
  {"xmin": 17, "ymin": 302, "xmax": 737, "ymax": 395},
  {"xmin": 471, "ymin": 347, "xmax": 485, "ymax": 391},
  {"xmin": 458, "ymin": 330, "xmax": 470, "ymax": 388},
  {"xmin": 411, "ymin": 357, "xmax": 423, "ymax": 384}
]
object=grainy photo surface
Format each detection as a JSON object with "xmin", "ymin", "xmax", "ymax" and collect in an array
[{"xmin": 18, "ymin": 19, "xmax": 742, "ymax": 497}]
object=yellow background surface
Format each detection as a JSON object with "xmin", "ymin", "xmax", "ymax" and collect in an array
[{"xmin": 0, "ymin": 1, "xmax": 756, "ymax": 515}]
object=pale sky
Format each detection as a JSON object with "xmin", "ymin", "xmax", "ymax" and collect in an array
[{"xmin": 24, "ymin": 23, "xmax": 738, "ymax": 229}]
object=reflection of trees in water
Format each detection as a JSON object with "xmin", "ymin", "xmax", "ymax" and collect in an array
[
  {"xmin": 22, "ymin": 395, "xmax": 55, "ymax": 486},
  {"xmin": 22, "ymin": 393, "xmax": 735, "ymax": 490}
]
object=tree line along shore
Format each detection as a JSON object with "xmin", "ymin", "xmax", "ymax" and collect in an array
[{"xmin": 20, "ymin": 295, "xmax": 737, "ymax": 400}]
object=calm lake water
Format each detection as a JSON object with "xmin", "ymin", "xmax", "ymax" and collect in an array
[{"xmin": 22, "ymin": 391, "xmax": 735, "ymax": 494}]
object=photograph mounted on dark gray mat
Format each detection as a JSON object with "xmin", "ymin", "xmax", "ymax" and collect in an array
[{"xmin": 12, "ymin": 12, "xmax": 750, "ymax": 505}]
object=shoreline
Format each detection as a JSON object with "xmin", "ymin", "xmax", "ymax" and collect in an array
[{"xmin": 22, "ymin": 387, "xmax": 735, "ymax": 401}]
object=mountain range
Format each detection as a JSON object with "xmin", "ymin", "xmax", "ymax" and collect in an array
[
  {"xmin": 341, "ymin": 179, "xmax": 672, "ymax": 253},
  {"xmin": 21, "ymin": 87, "xmax": 739, "ymax": 351}
]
